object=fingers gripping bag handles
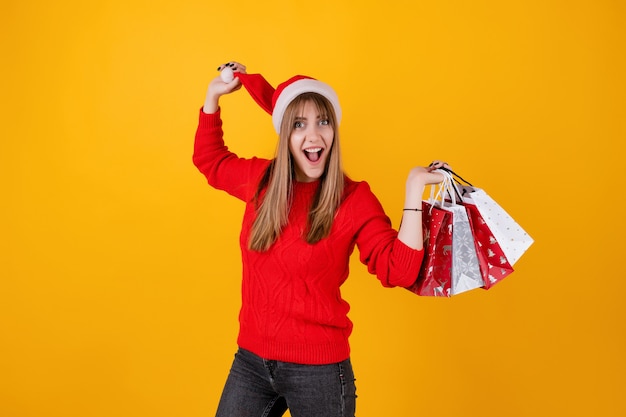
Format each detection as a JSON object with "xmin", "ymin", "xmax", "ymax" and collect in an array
[{"xmin": 444, "ymin": 168, "xmax": 534, "ymax": 285}]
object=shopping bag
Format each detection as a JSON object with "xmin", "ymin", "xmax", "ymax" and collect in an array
[
  {"xmin": 407, "ymin": 200, "xmax": 453, "ymax": 297},
  {"xmin": 442, "ymin": 201, "xmax": 484, "ymax": 295},
  {"xmin": 460, "ymin": 186, "xmax": 533, "ymax": 266},
  {"xmin": 464, "ymin": 203, "xmax": 514, "ymax": 289},
  {"xmin": 441, "ymin": 167, "xmax": 534, "ymax": 267}
]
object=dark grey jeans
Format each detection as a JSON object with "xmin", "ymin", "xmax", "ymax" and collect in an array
[{"xmin": 215, "ymin": 348, "xmax": 357, "ymax": 417}]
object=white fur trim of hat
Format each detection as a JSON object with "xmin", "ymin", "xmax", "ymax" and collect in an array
[{"xmin": 272, "ymin": 77, "xmax": 342, "ymax": 134}]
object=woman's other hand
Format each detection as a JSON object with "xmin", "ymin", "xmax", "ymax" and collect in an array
[{"xmin": 203, "ymin": 61, "xmax": 247, "ymax": 114}]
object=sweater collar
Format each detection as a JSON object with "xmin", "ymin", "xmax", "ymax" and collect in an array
[{"xmin": 294, "ymin": 179, "xmax": 321, "ymax": 191}]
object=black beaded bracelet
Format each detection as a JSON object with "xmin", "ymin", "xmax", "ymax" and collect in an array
[{"xmin": 403, "ymin": 208, "xmax": 422, "ymax": 211}]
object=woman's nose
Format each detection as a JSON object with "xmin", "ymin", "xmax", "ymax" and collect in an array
[{"xmin": 305, "ymin": 125, "xmax": 321, "ymax": 138}]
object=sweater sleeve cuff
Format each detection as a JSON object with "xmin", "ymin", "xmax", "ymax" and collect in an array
[{"xmin": 198, "ymin": 107, "xmax": 223, "ymax": 129}]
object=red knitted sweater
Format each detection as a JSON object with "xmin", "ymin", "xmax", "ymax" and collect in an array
[{"xmin": 193, "ymin": 109, "xmax": 424, "ymax": 364}]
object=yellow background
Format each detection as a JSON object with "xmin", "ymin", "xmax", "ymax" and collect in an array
[{"xmin": 2, "ymin": 1, "xmax": 625, "ymax": 416}]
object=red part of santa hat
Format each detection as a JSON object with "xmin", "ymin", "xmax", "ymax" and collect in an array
[{"xmin": 235, "ymin": 72, "xmax": 342, "ymax": 133}]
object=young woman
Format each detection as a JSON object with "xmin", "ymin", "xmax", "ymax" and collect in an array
[{"xmin": 193, "ymin": 61, "xmax": 447, "ymax": 417}]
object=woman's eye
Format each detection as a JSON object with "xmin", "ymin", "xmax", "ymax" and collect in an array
[
  {"xmin": 319, "ymin": 119, "xmax": 329, "ymax": 126},
  {"xmin": 294, "ymin": 121, "xmax": 304, "ymax": 128}
]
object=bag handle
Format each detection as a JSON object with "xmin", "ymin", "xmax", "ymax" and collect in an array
[
  {"xmin": 432, "ymin": 168, "xmax": 463, "ymax": 204},
  {"xmin": 438, "ymin": 167, "xmax": 473, "ymax": 187},
  {"xmin": 429, "ymin": 169, "xmax": 459, "ymax": 206},
  {"xmin": 438, "ymin": 167, "xmax": 475, "ymax": 198},
  {"xmin": 426, "ymin": 168, "xmax": 471, "ymax": 210}
]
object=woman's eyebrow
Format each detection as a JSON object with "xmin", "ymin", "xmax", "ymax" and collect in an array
[{"xmin": 295, "ymin": 114, "xmax": 325, "ymax": 120}]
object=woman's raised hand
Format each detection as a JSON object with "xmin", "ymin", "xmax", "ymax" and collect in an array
[
  {"xmin": 403, "ymin": 160, "xmax": 452, "ymax": 209},
  {"xmin": 407, "ymin": 160, "xmax": 451, "ymax": 188},
  {"xmin": 203, "ymin": 61, "xmax": 247, "ymax": 114}
]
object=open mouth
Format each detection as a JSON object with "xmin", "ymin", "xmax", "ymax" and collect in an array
[{"xmin": 304, "ymin": 147, "xmax": 323, "ymax": 162}]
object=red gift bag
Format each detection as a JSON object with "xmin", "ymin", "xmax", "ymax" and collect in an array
[
  {"xmin": 407, "ymin": 201, "xmax": 453, "ymax": 297},
  {"xmin": 464, "ymin": 203, "xmax": 514, "ymax": 289}
]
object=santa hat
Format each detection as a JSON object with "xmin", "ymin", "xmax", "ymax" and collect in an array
[{"xmin": 221, "ymin": 69, "xmax": 341, "ymax": 133}]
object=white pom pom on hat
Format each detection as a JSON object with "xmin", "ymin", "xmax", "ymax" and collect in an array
[
  {"xmin": 222, "ymin": 70, "xmax": 341, "ymax": 133},
  {"xmin": 219, "ymin": 66, "xmax": 235, "ymax": 83}
]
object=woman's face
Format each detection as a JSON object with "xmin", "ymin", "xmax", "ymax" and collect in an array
[{"xmin": 288, "ymin": 100, "xmax": 335, "ymax": 183}]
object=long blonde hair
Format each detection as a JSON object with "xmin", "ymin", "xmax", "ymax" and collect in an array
[{"xmin": 248, "ymin": 93, "xmax": 345, "ymax": 251}]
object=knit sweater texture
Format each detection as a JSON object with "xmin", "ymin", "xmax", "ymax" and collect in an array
[{"xmin": 193, "ymin": 109, "xmax": 424, "ymax": 365}]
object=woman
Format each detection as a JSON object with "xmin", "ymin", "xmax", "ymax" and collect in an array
[{"xmin": 193, "ymin": 61, "xmax": 447, "ymax": 417}]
